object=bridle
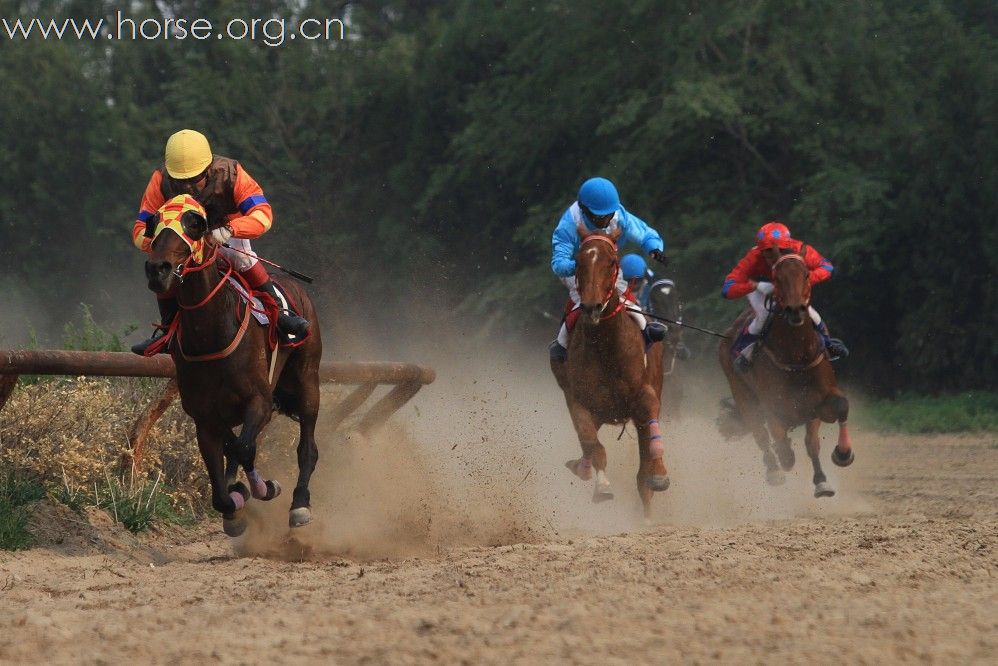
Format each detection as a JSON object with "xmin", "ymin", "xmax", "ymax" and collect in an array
[
  {"xmin": 762, "ymin": 252, "xmax": 825, "ymax": 371},
  {"xmin": 767, "ymin": 253, "xmax": 811, "ymax": 312},
  {"xmin": 159, "ymin": 235, "xmax": 254, "ymax": 362},
  {"xmin": 578, "ymin": 234, "xmax": 626, "ymax": 321}
]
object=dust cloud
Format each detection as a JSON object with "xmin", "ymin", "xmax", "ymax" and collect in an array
[{"xmin": 231, "ymin": 329, "xmax": 872, "ymax": 560}]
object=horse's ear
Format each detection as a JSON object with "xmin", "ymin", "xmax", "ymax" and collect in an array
[
  {"xmin": 576, "ymin": 221, "xmax": 590, "ymax": 239},
  {"xmin": 181, "ymin": 210, "xmax": 208, "ymax": 240}
]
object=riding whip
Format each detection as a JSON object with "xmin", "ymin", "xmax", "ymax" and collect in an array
[
  {"xmin": 222, "ymin": 244, "xmax": 315, "ymax": 283},
  {"xmin": 628, "ymin": 307, "xmax": 731, "ymax": 339}
]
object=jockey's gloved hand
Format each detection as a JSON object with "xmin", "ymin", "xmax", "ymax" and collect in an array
[
  {"xmin": 649, "ymin": 250, "xmax": 668, "ymax": 266},
  {"xmin": 755, "ymin": 281, "xmax": 775, "ymax": 295},
  {"xmin": 210, "ymin": 225, "xmax": 233, "ymax": 245},
  {"xmin": 143, "ymin": 213, "xmax": 160, "ymax": 238}
]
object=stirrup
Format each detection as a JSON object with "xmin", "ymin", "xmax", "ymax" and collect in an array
[{"xmin": 277, "ymin": 311, "xmax": 310, "ymax": 337}]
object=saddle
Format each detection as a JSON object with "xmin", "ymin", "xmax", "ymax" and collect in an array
[{"xmin": 226, "ymin": 276, "xmax": 307, "ymax": 347}]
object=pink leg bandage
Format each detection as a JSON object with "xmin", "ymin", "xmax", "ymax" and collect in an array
[
  {"xmin": 229, "ymin": 491, "xmax": 246, "ymax": 511},
  {"xmin": 837, "ymin": 421, "xmax": 852, "ymax": 452},
  {"xmin": 647, "ymin": 419, "xmax": 664, "ymax": 459},
  {"xmin": 247, "ymin": 469, "xmax": 268, "ymax": 499}
]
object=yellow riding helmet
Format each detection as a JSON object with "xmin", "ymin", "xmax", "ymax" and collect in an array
[{"xmin": 164, "ymin": 129, "xmax": 213, "ymax": 179}]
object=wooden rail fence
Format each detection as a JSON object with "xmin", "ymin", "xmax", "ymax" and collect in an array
[{"xmin": 0, "ymin": 349, "xmax": 435, "ymax": 468}]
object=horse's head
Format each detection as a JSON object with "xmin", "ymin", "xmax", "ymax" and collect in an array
[
  {"xmin": 575, "ymin": 222, "xmax": 622, "ymax": 323},
  {"xmin": 144, "ymin": 195, "xmax": 210, "ymax": 294},
  {"xmin": 771, "ymin": 251, "xmax": 811, "ymax": 327}
]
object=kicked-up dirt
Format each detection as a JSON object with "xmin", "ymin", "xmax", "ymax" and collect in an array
[{"xmin": 0, "ymin": 358, "xmax": 995, "ymax": 664}]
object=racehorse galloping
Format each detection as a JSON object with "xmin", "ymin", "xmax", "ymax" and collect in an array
[
  {"xmin": 552, "ymin": 225, "xmax": 669, "ymax": 517},
  {"xmin": 719, "ymin": 251, "xmax": 854, "ymax": 497},
  {"xmin": 144, "ymin": 197, "xmax": 322, "ymax": 535}
]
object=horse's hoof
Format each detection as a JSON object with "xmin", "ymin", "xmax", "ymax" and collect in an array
[
  {"xmin": 776, "ymin": 442, "xmax": 795, "ymax": 471},
  {"xmin": 832, "ymin": 447, "xmax": 855, "ymax": 467},
  {"xmin": 646, "ymin": 475, "xmax": 671, "ymax": 492},
  {"xmin": 565, "ymin": 459, "xmax": 593, "ymax": 481},
  {"xmin": 766, "ymin": 469, "xmax": 786, "ymax": 486},
  {"xmin": 814, "ymin": 481, "xmax": 836, "ymax": 498},
  {"xmin": 592, "ymin": 470, "xmax": 613, "ymax": 501},
  {"xmin": 289, "ymin": 507, "xmax": 312, "ymax": 528},
  {"xmin": 592, "ymin": 491, "xmax": 614, "ymax": 503},
  {"xmin": 222, "ymin": 513, "xmax": 247, "ymax": 537},
  {"xmin": 261, "ymin": 479, "xmax": 282, "ymax": 501}
]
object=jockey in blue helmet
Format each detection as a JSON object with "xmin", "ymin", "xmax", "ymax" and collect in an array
[
  {"xmin": 620, "ymin": 253, "xmax": 649, "ymax": 297},
  {"xmin": 549, "ymin": 177, "xmax": 667, "ymax": 362}
]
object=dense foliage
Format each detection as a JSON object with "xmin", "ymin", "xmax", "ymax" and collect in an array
[{"xmin": 0, "ymin": 0, "xmax": 994, "ymax": 394}]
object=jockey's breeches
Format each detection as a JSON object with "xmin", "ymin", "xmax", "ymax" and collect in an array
[{"xmin": 220, "ymin": 238, "xmax": 258, "ymax": 272}]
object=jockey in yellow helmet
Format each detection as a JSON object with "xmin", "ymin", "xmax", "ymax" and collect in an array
[{"xmin": 130, "ymin": 129, "xmax": 309, "ymax": 354}]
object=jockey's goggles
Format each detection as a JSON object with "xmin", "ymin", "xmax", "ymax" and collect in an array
[
  {"xmin": 168, "ymin": 170, "xmax": 209, "ymax": 195},
  {"xmin": 580, "ymin": 204, "xmax": 615, "ymax": 228}
]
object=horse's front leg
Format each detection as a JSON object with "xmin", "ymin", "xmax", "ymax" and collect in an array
[
  {"xmin": 634, "ymin": 385, "xmax": 669, "ymax": 519},
  {"xmin": 563, "ymin": 399, "xmax": 612, "ymax": 503},
  {"xmin": 231, "ymin": 395, "xmax": 281, "ymax": 502},
  {"xmin": 196, "ymin": 422, "xmax": 249, "ymax": 537},
  {"xmin": 818, "ymin": 391, "xmax": 855, "ymax": 467},
  {"xmin": 805, "ymin": 419, "xmax": 835, "ymax": 497},
  {"xmin": 737, "ymin": 389, "xmax": 783, "ymax": 486},
  {"xmin": 767, "ymin": 416, "xmax": 795, "ymax": 471}
]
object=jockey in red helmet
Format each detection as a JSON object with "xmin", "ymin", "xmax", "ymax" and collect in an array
[{"xmin": 721, "ymin": 222, "xmax": 848, "ymax": 371}]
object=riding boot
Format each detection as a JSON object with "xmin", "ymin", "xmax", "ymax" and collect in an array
[
  {"xmin": 549, "ymin": 340, "xmax": 568, "ymax": 363},
  {"xmin": 815, "ymin": 321, "xmax": 849, "ymax": 360},
  {"xmin": 131, "ymin": 297, "xmax": 178, "ymax": 355},
  {"xmin": 643, "ymin": 321, "xmax": 667, "ymax": 344},
  {"xmin": 256, "ymin": 280, "xmax": 311, "ymax": 337},
  {"xmin": 731, "ymin": 328, "xmax": 759, "ymax": 372}
]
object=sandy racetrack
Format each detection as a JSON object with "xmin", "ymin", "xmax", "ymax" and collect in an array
[{"xmin": 0, "ymin": 354, "xmax": 995, "ymax": 664}]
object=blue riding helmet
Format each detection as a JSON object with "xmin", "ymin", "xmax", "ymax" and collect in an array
[
  {"xmin": 578, "ymin": 177, "xmax": 620, "ymax": 216},
  {"xmin": 620, "ymin": 253, "xmax": 648, "ymax": 280}
]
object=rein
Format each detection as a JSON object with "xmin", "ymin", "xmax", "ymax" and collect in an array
[
  {"xmin": 171, "ymin": 243, "xmax": 253, "ymax": 362},
  {"xmin": 578, "ymin": 235, "xmax": 625, "ymax": 321},
  {"xmin": 760, "ymin": 252, "xmax": 824, "ymax": 372}
]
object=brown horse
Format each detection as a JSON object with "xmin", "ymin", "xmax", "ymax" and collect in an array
[
  {"xmin": 145, "ymin": 205, "xmax": 322, "ymax": 536},
  {"xmin": 551, "ymin": 225, "xmax": 669, "ymax": 517},
  {"xmin": 719, "ymin": 251, "xmax": 854, "ymax": 497}
]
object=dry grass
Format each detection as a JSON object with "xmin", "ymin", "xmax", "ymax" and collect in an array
[{"xmin": 0, "ymin": 377, "xmax": 206, "ymax": 513}]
